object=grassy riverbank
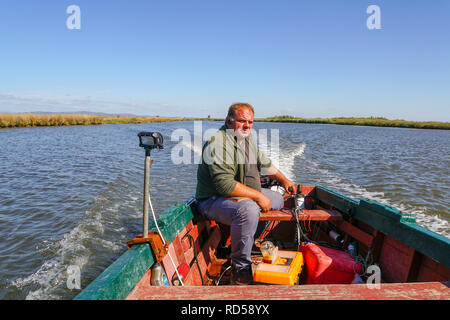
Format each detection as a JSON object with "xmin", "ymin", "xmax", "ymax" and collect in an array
[
  {"xmin": 0, "ymin": 113, "xmax": 103, "ymax": 128},
  {"xmin": 1, "ymin": 113, "xmax": 448, "ymax": 130},
  {"xmin": 258, "ymin": 116, "xmax": 450, "ymax": 130},
  {"xmin": 0, "ymin": 113, "xmax": 212, "ymax": 129}
]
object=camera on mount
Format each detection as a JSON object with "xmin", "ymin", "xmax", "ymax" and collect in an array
[{"xmin": 138, "ymin": 132, "xmax": 164, "ymax": 150}]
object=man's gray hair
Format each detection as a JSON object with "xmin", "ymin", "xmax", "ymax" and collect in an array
[{"xmin": 227, "ymin": 103, "xmax": 255, "ymax": 119}]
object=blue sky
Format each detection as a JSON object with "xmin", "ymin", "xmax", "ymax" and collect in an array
[{"xmin": 0, "ymin": 0, "xmax": 449, "ymax": 121}]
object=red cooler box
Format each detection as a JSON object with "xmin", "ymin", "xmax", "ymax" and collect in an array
[{"xmin": 299, "ymin": 243, "xmax": 362, "ymax": 284}]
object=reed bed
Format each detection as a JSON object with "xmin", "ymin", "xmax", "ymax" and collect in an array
[
  {"xmin": 99, "ymin": 116, "xmax": 221, "ymax": 124},
  {"xmin": 257, "ymin": 116, "xmax": 449, "ymax": 130},
  {"xmin": 0, "ymin": 114, "xmax": 200, "ymax": 128},
  {"xmin": 100, "ymin": 116, "xmax": 186, "ymax": 124},
  {"xmin": 1, "ymin": 113, "xmax": 448, "ymax": 130},
  {"xmin": 0, "ymin": 113, "xmax": 105, "ymax": 128}
]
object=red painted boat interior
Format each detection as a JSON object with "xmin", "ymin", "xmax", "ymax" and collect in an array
[{"xmin": 126, "ymin": 186, "xmax": 450, "ymax": 300}]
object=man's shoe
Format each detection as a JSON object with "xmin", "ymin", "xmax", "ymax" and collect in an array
[{"xmin": 231, "ymin": 265, "xmax": 253, "ymax": 285}]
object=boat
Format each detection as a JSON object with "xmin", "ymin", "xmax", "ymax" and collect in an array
[
  {"xmin": 74, "ymin": 131, "xmax": 449, "ymax": 300},
  {"xmin": 74, "ymin": 183, "xmax": 450, "ymax": 300}
]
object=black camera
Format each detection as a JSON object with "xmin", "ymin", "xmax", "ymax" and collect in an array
[{"xmin": 138, "ymin": 132, "xmax": 164, "ymax": 150}]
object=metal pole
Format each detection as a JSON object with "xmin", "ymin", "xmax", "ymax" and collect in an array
[{"xmin": 143, "ymin": 148, "xmax": 151, "ymax": 238}]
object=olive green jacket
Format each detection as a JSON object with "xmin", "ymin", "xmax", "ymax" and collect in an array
[{"xmin": 195, "ymin": 125, "xmax": 272, "ymax": 200}]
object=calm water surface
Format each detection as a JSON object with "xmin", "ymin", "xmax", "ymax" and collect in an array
[{"xmin": 0, "ymin": 121, "xmax": 448, "ymax": 299}]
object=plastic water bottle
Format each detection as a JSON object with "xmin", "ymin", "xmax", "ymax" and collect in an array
[
  {"xmin": 162, "ymin": 273, "xmax": 169, "ymax": 286},
  {"xmin": 150, "ymin": 262, "xmax": 169, "ymax": 286}
]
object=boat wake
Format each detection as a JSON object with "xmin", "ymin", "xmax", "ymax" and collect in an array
[
  {"xmin": 301, "ymin": 158, "xmax": 449, "ymax": 238},
  {"xmin": 270, "ymin": 142, "xmax": 306, "ymax": 182},
  {"xmin": 10, "ymin": 177, "xmax": 142, "ymax": 300}
]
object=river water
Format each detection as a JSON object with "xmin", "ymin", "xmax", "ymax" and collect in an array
[{"xmin": 0, "ymin": 121, "xmax": 448, "ymax": 299}]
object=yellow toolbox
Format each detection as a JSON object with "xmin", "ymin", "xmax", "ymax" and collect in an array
[{"xmin": 253, "ymin": 250, "xmax": 304, "ymax": 285}]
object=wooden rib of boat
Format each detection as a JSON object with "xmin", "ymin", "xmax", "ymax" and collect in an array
[{"xmin": 74, "ymin": 184, "xmax": 450, "ymax": 300}]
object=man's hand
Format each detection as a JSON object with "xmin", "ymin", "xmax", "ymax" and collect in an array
[
  {"xmin": 229, "ymin": 182, "xmax": 271, "ymax": 211},
  {"xmin": 282, "ymin": 179, "xmax": 297, "ymax": 195},
  {"xmin": 255, "ymin": 193, "xmax": 271, "ymax": 212},
  {"xmin": 266, "ymin": 165, "xmax": 298, "ymax": 195}
]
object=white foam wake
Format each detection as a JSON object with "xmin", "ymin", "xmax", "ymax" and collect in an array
[
  {"xmin": 10, "ymin": 184, "xmax": 139, "ymax": 300},
  {"xmin": 270, "ymin": 143, "xmax": 306, "ymax": 181},
  {"xmin": 303, "ymin": 158, "xmax": 449, "ymax": 237}
]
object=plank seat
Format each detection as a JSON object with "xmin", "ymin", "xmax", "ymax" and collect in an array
[{"xmin": 259, "ymin": 208, "xmax": 343, "ymax": 222}]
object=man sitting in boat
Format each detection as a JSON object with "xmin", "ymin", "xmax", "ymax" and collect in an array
[{"xmin": 195, "ymin": 102, "xmax": 297, "ymax": 285}]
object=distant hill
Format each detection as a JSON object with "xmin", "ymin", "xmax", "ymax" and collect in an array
[
  {"xmin": 2, "ymin": 111, "xmax": 189, "ymax": 119},
  {"xmin": 20, "ymin": 111, "xmax": 143, "ymax": 117}
]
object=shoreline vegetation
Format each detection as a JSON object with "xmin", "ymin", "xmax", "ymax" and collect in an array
[
  {"xmin": 259, "ymin": 115, "xmax": 449, "ymax": 130},
  {"xmin": 0, "ymin": 113, "xmax": 448, "ymax": 130}
]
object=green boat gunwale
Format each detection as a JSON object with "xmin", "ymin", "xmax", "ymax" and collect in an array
[{"xmin": 74, "ymin": 204, "xmax": 194, "ymax": 300}]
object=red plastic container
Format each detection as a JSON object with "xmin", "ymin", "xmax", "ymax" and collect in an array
[
  {"xmin": 171, "ymin": 263, "xmax": 190, "ymax": 286},
  {"xmin": 299, "ymin": 243, "xmax": 363, "ymax": 284}
]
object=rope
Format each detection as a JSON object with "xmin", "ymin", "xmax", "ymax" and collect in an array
[
  {"xmin": 256, "ymin": 220, "xmax": 279, "ymax": 241},
  {"xmin": 292, "ymin": 210, "xmax": 345, "ymax": 251},
  {"xmin": 349, "ymin": 247, "xmax": 374, "ymax": 277},
  {"xmin": 293, "ymin": 207, "xmax": 301, "ymax": 247},
  {"xmin": 284, "ymin": 192, "xmax": 375, "ymax": 279},
  {"xmin": 148, "ymin": 192, "xmax": 184, "ymax": 286},
  {"xmin": 215, "ymin": 265, "xmax": 232, "ymax": 286}
]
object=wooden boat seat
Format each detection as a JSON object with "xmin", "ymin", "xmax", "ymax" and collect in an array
[{"xmin": 259, "ymin": 208, "xmax": 343, "ymax": 222}]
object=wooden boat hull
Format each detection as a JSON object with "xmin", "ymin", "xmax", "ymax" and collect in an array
[{"xmin": 74, "ymin": 186, "xmax": 450, "ymax": 300}]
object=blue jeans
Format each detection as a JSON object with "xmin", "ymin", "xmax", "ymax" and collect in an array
[{"xmin": 197, "ymin": 188, "xmax": 284, "ymax": 270}]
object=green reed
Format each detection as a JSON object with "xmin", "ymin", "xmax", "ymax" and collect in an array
[
  {"xmin": 0, "ymin": 114, "xmax": 210, "ymax": 128},
  {"xmin": 258, "ymin": 116, "xmax": 449, "ymax": 130},
  {"xmin": 0, "ymin": 113, "xmax": 105, "ymax": 128}
]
